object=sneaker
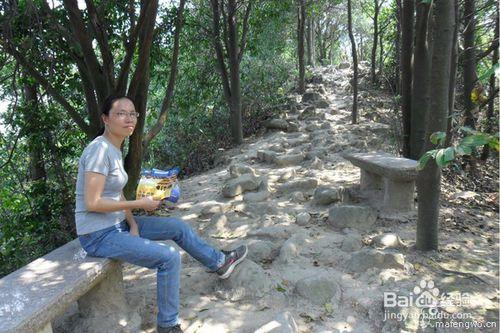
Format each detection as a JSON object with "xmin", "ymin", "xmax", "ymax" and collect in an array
[
  {"xmin": 157, "ymin": 324, "xmax": 183, "ymax": 333},
  {"xmin": 216, "ymin": 245, "xmax": 248, "ymax": 279}
]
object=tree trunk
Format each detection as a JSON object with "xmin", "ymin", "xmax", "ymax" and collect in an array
[
  {"xmin": 395, "ymin": 0, "xmax": 402, "ymax": 95},
  {"xmin": 227, "ymin": 0, "xmax": 243, "ymax": 144},
  {"xmin": 401, "ymin": 0, "xmax": 414, "ymax": 157},
  {"xmin": 371, "ymin": 0, "xmax": 380, "ymax": 84},
  {"xmin": 446, "ymin": 0, "xmax": 459, "ymax": 147},
  {"xmin": 378, "ymin": 31, "xmax": 384, "ymax": 79},
  {"xmin": 22, "ymin": 75, "xmax": 50, "ymax": 223},
  {"xmin": 306, "ymin": 7, "xmax": 312, "ymax": 66},
  {"xmin": 311, "ymin": 11, "xmax": 316, "ymax": 67},
  {"xmin": 481, "ymin": 6, "xmax": 499, "ymax": 160},
  {"xmin": 410, "ymin": 0, "xmax": 431, "ymax": 160},
  {"xmin": 416, "ymin": 0, "xmax": 455, "ymax": 251},
  {"xmin": 297, "ymin": 0, "xmax": 306, "ymax": 93},
  {"xmin": 347, "ymin": 0, "xmax": 358, "ymax": 124},
  {"xmin": 462, "ymin": 0, "xmax": 477, "ymax": 130}
]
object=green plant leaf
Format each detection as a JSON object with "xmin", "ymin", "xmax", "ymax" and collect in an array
[
  {"xmin": 443, "ymin": 147, "xmax": 455, "ymax": 162},
  {"xmin": 324, "ymin": 302, "xmax": 334, "ymax": 314},
  {"xmin": 430, "ymin": 132, "xmax": 446, "ymax": 146},
  {"xmin": 417, "ymin": 150, "xmax": 436, "ymax": 170}
]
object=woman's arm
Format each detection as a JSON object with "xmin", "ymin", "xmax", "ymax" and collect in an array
[
  {"xmin": 85, "ymin": 172, "xmax": 160, "ymax": 212},
  {"xmin": 121, "ymin": 193, "xmax": 139, "ymax": 235}
]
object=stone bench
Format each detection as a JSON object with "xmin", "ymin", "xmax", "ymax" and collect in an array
[
  {"xmin": 0, "ymin": 239, "xmax": 140, "ymax": 333},
  {"xmin": 342, "ymin": 152, "xmax": 417, "ymax": 211}
]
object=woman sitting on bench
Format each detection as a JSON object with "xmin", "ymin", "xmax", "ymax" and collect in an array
[{"xmin": 75, "ymin": 95, "xmax": 247, "ymax": 333}]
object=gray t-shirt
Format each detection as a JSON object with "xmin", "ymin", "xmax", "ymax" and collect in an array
[{"xmin": 75, "ymin": 136, "xmax": 128, "ymax": 235}]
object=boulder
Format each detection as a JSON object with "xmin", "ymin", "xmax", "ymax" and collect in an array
[
  {"xmin": 278, "ymin": 178, "xmax": 318, "ymax": 194},
  {"xmin": 229, "ymin": 164, "xmax": 256, "ymax": 178},
  {"xmin": 222, "ymin": 173, "xmax": 262, "ymax": 198},
  {"xmin": 295, "ymin": 276, "xmax": 342, "ymax": 305},
  {"xmin": 216, "ymin": 260, "xmax": 272, "ymax": 301},
  {"xmin": 295, "ymin": 212, "xmax": 311, "ymax": 226},
  {"xmin": 314, "ymin": 186, "xmax": 344, "ymax": 205},
  {"xmin": 346, "ymin": 248, "xmax": 405, "ymax": 273},
  {"xmin": 328, "ymin": 205, "xmax": 377, "ymax": 231}
]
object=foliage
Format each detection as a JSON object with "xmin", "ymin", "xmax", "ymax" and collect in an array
[{"xmin": 417, "ymin": 128, "xmax": 500, "ymax": 170}]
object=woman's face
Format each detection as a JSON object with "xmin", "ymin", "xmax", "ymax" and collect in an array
[{"xmin": 103, "ymin": 98, "xmax": 138, "ymax": 137}]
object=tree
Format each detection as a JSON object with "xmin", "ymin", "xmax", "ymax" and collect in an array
[
  {"xmin": 410, "ymin": 0, "xmax": 432, "ymax": 160},
  {"xmin": 297, "ymin": 0, "xmax": 306, "ymax": 93},
  {"xmin": 370, "ymin": 0, "xmax": 384, "ymax": 84},
  {"xmin": 400, "ymin": 0, "xmax": 414, "ymax": 157},
  {"xmin": 347, "ymin": 0, "xmax": 358, "ymax": 124},
  {"xmin": 0, "ymin": 0, "xmax": 187, "ymax": 198},
  {"xmin": 462, "ymin": 0, "xmax": 477, "ymax": 130},
  {"xmin": 209, "ymin": 0, "xmax": 253, "ymax": 145},
  {"xmin": 416, "ymin": 0, "xmax": 456, "ymax": 251}
]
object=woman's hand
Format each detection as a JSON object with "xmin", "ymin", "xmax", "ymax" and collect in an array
[
  {"xmin": 137, "ymin": 196, "xmax": 161, "ymax": 211},
  {"xmin": 129, "ymin": 224, "xmax": 140, "ymax": 237}
]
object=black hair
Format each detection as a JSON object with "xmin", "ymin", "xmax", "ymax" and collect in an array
[{"xmin": 96, "ymin": 95, "xmax": 135, "ymax": 136}]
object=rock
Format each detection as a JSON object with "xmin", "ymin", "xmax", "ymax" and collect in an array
[
  {"xmin": 346, "ymin": 248, "xmax": 405, "ymax": 273},
  {"xmin": 298, "ymin": 106, "xmax": 316, "ymax": 120},
  {"xmin": 274, "ymin": 153, "xmax": 305, "ymax": 167},
  {"xmin": 285, "ymin": 137, "xmax": 309, "ymax": 147},
  {"xmin": 216, "ymin": 260, "xmax": 272, "ymax": 301},
  {"xmin": 265, "ymin": 119, "xmax": 289, "ymax": 131},
  {"xmin": 278, "ymin": 178, "xmax": 318, "ymax": 193},
  {"xmin": 305, "ymin": 123, "xmax": 319, "ymax": 132},
  {"xmin": 309, "ymin": 157, "xmax": 324, "ymax": 170},
  {"xmin": 247, "ymin": 225, "xmax": 294, "ymax": 240},
  {"xmin": 287, "ymin": 121, "xmax": 299, "ymax": 132},
  {"xmin": 199, "ymin": 204, "xmax": 229, "ymax": 218},
  {"xmin": 301, "ymin": 92, "xmax": 323, "ymax": 104},
  {"xmin": 257, "ymin": 150, "xmax": 277, "ymax": 163},
  {"xmin": 320, "ymin": 122, "xmax": 331, "ymax": 130},
  {"xmin": 229, "ymin": 164, "xmax": 256, "ymax": 178},
  {"xmin": 209, "ymin": 213, "xmax": 228, "ymax": 231},
  {"xmin": 277, "ymin": 169, "xmax": 296, "ymax": 183},
  {"xmin": 340, "ymin": 233, "xmax": 363, "ymax": 252},
  {"xmin": 371, "ymin": 233, "xmax": 405, "ymax": 249},
  {"xmin": 338, "ymin": 62, "xmax": 350, "ymax": 69},
  {"xmin": 295, "ymin": 276, "xmax": 342, "ymax": 305},
  {"xmin": 290, "ymin": 191, "xmax": 307, "ymax": 203},
  {"xmin": 277, "ymin": 232, "xmax": 307, "ymax": 263},
  {"xmin": 305, "ymin": 148, "xmax": 327, "ymax": 160},
  {"xmin": 328, "ymin": 205, "xmax": 377, "ymax": 231},
  {"xmin": 243, "ymin": 189, "xmax": 270, "ymax": 202},
  {"xmin": 222, "ymin": 173, "xmax": 262, "ymax": 198},
  {"xmin": 246, "ymin": 239, "xmax": 279, "ymax": 263},
  {"xmin": 314, "ymin": 186, "xmax": 344, "ymax": 205},
  {"xmin": 254, "ymin": 312, "xmax": 298, "ymax": 333},
  {"xmin": 295, "ymin": 212, "xmax": 311, "ymax": 226},
  {"xmin": 315, "ymin": 99, "xmax": 329, "ymax": 108}
]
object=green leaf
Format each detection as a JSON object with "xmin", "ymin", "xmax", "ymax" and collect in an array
[
  {"xmin": 435, "ymin": 149, "xmax": 447, "ymax": 167},
  {"xmin": 443, "ymin": 147, "xmax": 455, "ymax": 162},
  {"xmin": 488, "ymin": 137, "xmax": 500, "ymax": 151},
  {"xmin": 324, "ymin": 303, "xmax": 334, "ymax": 314},
  {"xmin": 430, "ymin": 132, "xmax": 446, "ymax": 146},
  {"xmin": 417, "ymin": 150, "xmax": 436, "ymax": 171},
  {"xmin": 455, "ymin": 145, "xmax": 472, "ymax": 156},
  {"xmin": 461, "ymin": 134, "xmax": 489, "ymax": 147}
]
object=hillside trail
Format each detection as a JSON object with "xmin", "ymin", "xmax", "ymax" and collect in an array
[{"xmin": 56, "ymin": 64, "xmax": 499, "ymax": 333}]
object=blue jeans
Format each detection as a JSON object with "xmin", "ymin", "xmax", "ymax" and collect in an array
[{"xmin": 78, "ymin": 216, "xmax": 225, "ymax": 328}]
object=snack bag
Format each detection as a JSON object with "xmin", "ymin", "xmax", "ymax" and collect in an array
[{"xmin": 136, "ymin": 167, "xmax": 181, "ymax": 203}]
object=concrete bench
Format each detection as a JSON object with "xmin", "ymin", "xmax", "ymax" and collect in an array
[
  {"xmin": 342, "ymin": 152, "xmax": 417, "ymax": 211},
  {"xmin": 0, "ymin": 239, "xmax": 140, "ymax": 333}
]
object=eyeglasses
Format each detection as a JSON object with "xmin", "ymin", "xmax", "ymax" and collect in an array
[{"xmin": 114, "ymin": 111, "xmax": 140, "ymax": 119}]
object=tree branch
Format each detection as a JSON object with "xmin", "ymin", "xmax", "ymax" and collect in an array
[
  {"xmin": 238, "ymin": 0, "xmax": 252, "ymax": 63},
  {"xmin": 85, "ymin": 0, "xmax": 115, "ymax": 90},
  {"xmin": 210, "ymin": 0, "xmax": 232, "ymax": 101},
  {"xmin": 143, "ymin": 0, "xmax": 186, "ymax": 147},
  {"xmin": 3, "ymin": 44, "xmax": 91, "ymax": 136},
  {"xmin": 62, "ymin": 0, "xmax": 108, "ymax": 103}
]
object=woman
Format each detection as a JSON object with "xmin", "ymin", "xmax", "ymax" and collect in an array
[{"xmin": 75, "ymin": 95, "xmax": 247, "ymax": 333}]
